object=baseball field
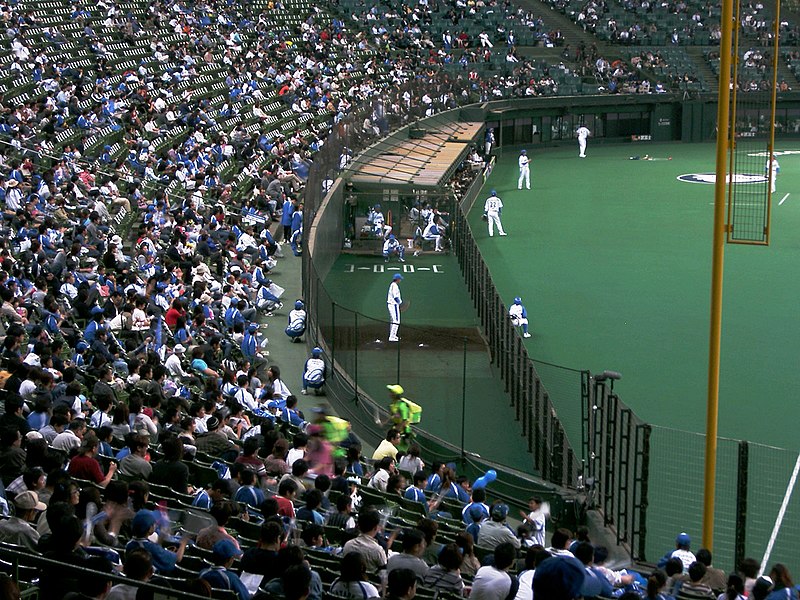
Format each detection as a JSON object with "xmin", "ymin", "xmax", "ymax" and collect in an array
[
  {"xmin": 471, "ymin": 140, "xmax": 800, "ymax": 451},
  {"xmin": 323, "ymin": 139, "xmax": 800, "ymax": 568}
]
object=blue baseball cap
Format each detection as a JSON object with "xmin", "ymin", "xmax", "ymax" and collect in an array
[
  {"xmin": 295, "ymin": 300, "xmax": 304, "ymax": 309},
  {"xmin": 491, "ymin": 503, "xmax": 509, "ymax": 520},
  {"xmin": 212, "ymin": 539, "xmax": 243, "ymax": 560},
  {"xmin": 676, "ymin": 532, "xmax": 691, "ymax": 546},
  {"xmin": 533, "ymin": 556, "xmax": 585, "ymax": 599},
  {"xmin": 132, "ymin": 510, "xmax": 157, "ymax": 537},
  {"xmin": 490, "ymin": 189, "xmax": 496, "ymax": 196},
  {"xmin": 392, "ymin": 274, "xmax": 403, "ymax": 281},
  {"xmin": 312, "ymin": 347, "xmax": 322, "ymax": 356},
  {"xmin": 514, "ymin": 297, "xmax": 521, "ymax": 304},
  {"xmin": 90, "ymin": 306, "xmax": 105, "ymax": 315}
]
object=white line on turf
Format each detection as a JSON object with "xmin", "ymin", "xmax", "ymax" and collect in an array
[
  {"xmin": 759, "ymin": 452, "xmax": 800, "ymax": 576},
  {"xmin": 779, "ymin": 193, "xmax": 790, "ymax": 205}
]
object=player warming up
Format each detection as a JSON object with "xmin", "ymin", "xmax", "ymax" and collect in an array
[
  {"xmin": 483, "ymin": 190, "xmax": 507, "ymax": 237},
  {"xmin": 577, "ymin": 125, "xmax": 591, "ymax": 158},
  {"xmin": 383, "ymin": 234, "xmax": 405, "ymax": 262},
  {"xmin": 518, "ymin": 149, "xmax": 531, "ymax": 189},
  {"xmin": 387, "ymin": 273, "xmax": 403, "ymax": 342},
  {"xmin": 766, "ymin": 153, "xmax": 780, "ymax": 194},
  {"xmin": 509, "ymin": 297, "xmax": 531, "ymax": 338}
]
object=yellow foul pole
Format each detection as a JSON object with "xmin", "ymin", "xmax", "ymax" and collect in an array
[{"xmin": 705, "ymin": 0, "xmax": 736, "ymax": 551}]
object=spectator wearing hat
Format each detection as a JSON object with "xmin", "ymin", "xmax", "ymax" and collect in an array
[
  {"xmin": 658, "ymin": 532, "xmax": 697, "ymax": 573},
  {"xmin": 199, "ymin": 539, "xmax": 250, "ymax": 600},
  {"xmin": 68, "ymin": 435, "xmax": 117, "ymax": 487},
  {"xmin": 532, "ymin": 555, "xmax": 586, "ymax": 600},
  {"xmin": 387, "ymin": 528, "xmax": 430, "ymax": 582},
  {"xmin": 372, "ymin": 429, "xmax": 401, "ymax": 462},
  {"xmin": 165, "ymin": 344, "xmax": 194, "ymax": 383},
  {"xmin": 0, "ymin": 490, "xmax": 45, "ymax": 551},
  {"xmin": 479, "ymin": 503, "xmax": 520, "ymax": 551},
  {"xmin": 125, "ymin": 510, "xmax": 190, "ymax": 574},
  {"xmin": 472, "ymin": 542, "xmax": 519, "ymax": 600},
  {"xmin": 342, "ymin": 509, "xmax": 388, "ymax": 574},
  {"xmin": 195, "ymin": 414, "xmax": 239, "ymax": 459}
]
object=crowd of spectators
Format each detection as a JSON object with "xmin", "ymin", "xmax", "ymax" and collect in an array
[
  {"xmin": 0, "ymin": 0, "xmax": 798, "ymax": 594},
  {"xmin": 549, "ymin": 0, "xmax": 797, "ymax": 46}
]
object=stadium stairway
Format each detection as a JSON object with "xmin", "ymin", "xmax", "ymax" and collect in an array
[
  {"xmin": 686, "ymin": 47, "xmax": 719, "ymax": 90},
  {"xmin": 522, "ymin": 0, "xmax": 613, "ymax": 54}
]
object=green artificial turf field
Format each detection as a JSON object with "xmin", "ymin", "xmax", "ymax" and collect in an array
[
  {"xmin": 470, "ymin": 141, "xmax": 800, "ymax": 568},
  {"xmin": 472, "ymin": 141, "xmax": 800, "ymax": 451},
  {"xmin": 323, "ymin": 253, "xmax": 536, "ymax": 472}
]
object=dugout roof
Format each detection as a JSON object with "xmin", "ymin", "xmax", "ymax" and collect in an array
[{"xmin": 349, "ymin": 121, "xmax": 483, "ymax": 189}]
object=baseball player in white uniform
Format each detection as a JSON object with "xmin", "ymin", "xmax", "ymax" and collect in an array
[
  {"xmin": 387, "ymin": 273, "xmax": 403, "ymax": 342},
  {"xmin": 577, "ymin": 125, "xmax": 591, "ymax": 158},
  {"xmin": 518, "ymin": 149, "xmax": 530, "ymax": 190},
  {"xmin": 383, "ymin": 234, "xmax": 405, "ymax": 262},
  {"xmin": 509, "ymin": 296, "xmax": 531, "ymax": 338},
  {"xmin": 766, "ymin": 154, "xmax": 780, "ymax": 193},
  {"xmin": 422, "ymin": 221, "xmax": 444, "ymax": 252},
  {"xmin": 483, "ymin": 190, "xmax": 507, "ymax": 237},
  {"xmin": 485, "ymin": 128, "xmax": 495, "ymax": 156}
]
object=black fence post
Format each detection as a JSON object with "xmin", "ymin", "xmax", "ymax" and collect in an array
[
  {"xmin": 617, "ymin": 408, "xmax": 632, "ymax": 545},
  {"xmin": 604, "ymin": 393, "xmax": 618, "ymax": 527},
  {"xmin": 552, "ymin": 426, "xmax": 565, "ymax": 486},
  {"xmin": 353, "ymin": 312, "xmax": 359, "ymax": 402},
  {"xmin": 634, "ymin": 423, "xmax": 652, "ymax": 562},
  {"xmin": 581, "ymin": 371, "xmax": 591, "ymax": 465},
  {"xmin": 735, "ymin": 440, "xmax": 749, "ymax": 572},
  {"xmin": 541, "ymin": 392, "xmax": 550, "ymax": 482}
]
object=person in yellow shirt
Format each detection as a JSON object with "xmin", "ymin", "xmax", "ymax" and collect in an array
[{"xmin": 372, "ymin": 429, "xmax": 401, "ymax": 461}]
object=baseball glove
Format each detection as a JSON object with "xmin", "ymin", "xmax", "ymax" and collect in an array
[{"xmin": 481, "ymin": 214, "xmax": 488, "ymax": 221}]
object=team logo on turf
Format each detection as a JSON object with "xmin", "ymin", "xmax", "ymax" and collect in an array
[{"xmin": 677, "ymin": 173, "xmax": 768, "ymax": 185}]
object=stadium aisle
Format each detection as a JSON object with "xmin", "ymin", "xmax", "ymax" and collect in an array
[{"xmin": 263, "ymin": 244, "xmax": 314, "ymax": 413}]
